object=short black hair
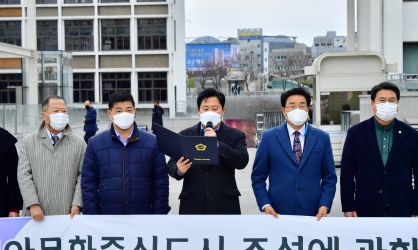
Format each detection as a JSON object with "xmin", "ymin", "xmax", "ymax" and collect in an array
[
  {"xmin": 342, "ymin": 104, "xmax": 351, "ymax": 111},
  {"xmin": 42, "ymin": 95, "xmax": 66, "ymax": 112},
  {"xmin": 280, "ymin": 88, "xmax": 311, "ymax": 108},
  {"xmin": 197, "ymin": 88, "xmax": 226, "ymax": 108},
  {"xmin": 371, "ymin": 82, "xmax": 400, "ymax": 101},
  {"xmin": 108, "ymin": 91, "xmax": 135, "ymax": 110},
  {"xmin": 154, "ymin": 101, "xmax": 159, "ymax": 105}
]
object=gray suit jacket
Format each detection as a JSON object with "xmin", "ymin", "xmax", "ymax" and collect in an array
[{"xmin": 18, "ymin": 122, "xmax": 86, "ymax": 216}]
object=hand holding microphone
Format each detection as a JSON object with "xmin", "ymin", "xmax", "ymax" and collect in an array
[{"xmin": 204, "ymin": 121, "xmax": 217, "ymax": 137}]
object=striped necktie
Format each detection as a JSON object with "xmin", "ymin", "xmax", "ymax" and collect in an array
[{"xmin": 52, "ymin": 135, "xmax": 59, "ymax": 146}]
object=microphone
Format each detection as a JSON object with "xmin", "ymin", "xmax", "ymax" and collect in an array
[{"xmin": 206, "ymin": 121, "xmax": 213, "ymax": 129}]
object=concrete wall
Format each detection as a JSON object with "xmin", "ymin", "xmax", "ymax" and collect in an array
[
  {"xmin": 403, "ymin": 2, "xmax": 418, "ymax": 42},
  {"xmin": 36, "ymin": 7, "xmax": 58, "ymax": 17}
]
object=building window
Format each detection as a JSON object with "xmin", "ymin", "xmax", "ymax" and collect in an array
[
  {"xmin": 173, "ymin": 20, "xmax": 176, "ymax": 51},
  {"xmin": 274, "ymin": 55, "xmax": 287, "ymax": 60},
  {"xmin": 0, "ymin": 21, "xmax": 21, "ymax": 46},
  {"xmin": 73, "ymin": 73, "xmax": 95, "ymax": 103},
  {"xmin": 102, "ymin": 73, "xmax": 131, "ymax": 103},
  {"xmin": 101, "ymin": 19, "xmax": 130, "ymax": 51},
  {"xmin": 37, "ymin": 21, "xmax": 58, "ymax": 51},
  {"xmin": 64, "ymin": 0, "xmax": 93, "ymax": 3},
  {"xmin": 100, "ymin": 0, "xmax": 129, "ymax": 3},
  {"xmin": 403, "ymin": 43, "xmax": 418, "ymax": 74},
  {"xmin": 0, "ymin": 0, "xmax": 21, "ymax": 4},
  {"xmin": 36, "ymin": 0, "xmax": 57, "ymax": 3},
  {"xmin": 0, "ymin": 74, "xmax": 22, "ymax": 103},
  {"xmin": 65, "ymin": 20, "xmax": 94, "ymax": 51},
  {"xmin": 138, "ymin": 72, "xmax": 167, "ymax": 103},
  {"xmin": 137, "ymin": 19, "xmax": 167, "ymax": 50}
]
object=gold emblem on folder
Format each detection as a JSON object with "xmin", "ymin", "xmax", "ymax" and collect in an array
[{"xmin": 195, "ymin": 143, "xmax": 207, "ymax": 151}]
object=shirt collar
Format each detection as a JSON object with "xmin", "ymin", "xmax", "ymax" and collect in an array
[
  {"xmin": 286, "ymin": 123, "xmax": 306, "ymax": 137},
  {"xmin": 373, "ymin": 117, "xmax": 395, "ymax": 131},
  {"xmin": 114, "ymin": 127, "xmax": 134, "ymax": 142},
  {"xmin": 45, "ymin": 127, "xmax": 63, "ymax": 140}
]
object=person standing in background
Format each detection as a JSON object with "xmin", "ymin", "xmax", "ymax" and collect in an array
[
  {"xmin": 0, "ymin": 127, "xmax": 23, "ymax": 217},
  {"xmin": 152, "ymin": 101, "xmax": 164, "ymax": 134},
  {"xmin": 83, "ymin": 100, "xmax": 98, "ymax": 144}
]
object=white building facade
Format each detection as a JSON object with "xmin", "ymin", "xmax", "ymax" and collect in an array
[
  {"xmin": 348, "ymin": 0, "xmax": 418, "ymax": 75},
  {"xmin": 0, "ymin": 0, "xmax": 186, "ymax": 117}
]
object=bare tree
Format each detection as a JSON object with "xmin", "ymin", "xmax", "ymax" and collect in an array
[
  {"xmin": 188, "ymin": 69, "xmax": 210, "ymax": 90},
  {"xmin": 237, "ymin": 53, "xmax": 259, "ymax": 93},
  {"xmin": 204, "ymin": 61, "xmax": 228, "ymax": 91},
  {"xmin": 270, "ymin": 52, "xmax": 313, "ymax": 90}
]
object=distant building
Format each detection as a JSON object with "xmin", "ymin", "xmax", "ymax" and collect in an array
[
  {"xmin": 237, "ymin": 30, "xmax": 311, "ymax": 90},
  {"xmin": 311, "ymin": 31, "xmax": 349, "ymax": 58},
  {"xmin": 212, "ymin": 48, "xmax": 224, "ymax": 65}
]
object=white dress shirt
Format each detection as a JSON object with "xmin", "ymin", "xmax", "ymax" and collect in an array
[
  {"xmin": 45, "ymin": 127, "xmax": 63, "ymax": 145},
  {"xmin": 286, "ymin": 123, "xmax": 306, "ymax": 152}
]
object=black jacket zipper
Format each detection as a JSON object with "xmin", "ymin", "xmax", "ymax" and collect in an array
[{"xmin": 122, "ymin": 145, "xmax": 127, "ymax": 212}]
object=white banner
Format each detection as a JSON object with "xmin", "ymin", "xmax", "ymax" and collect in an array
[{"xmin": 1, "ymin": 215, "xmax": 417, "ymax": 249}]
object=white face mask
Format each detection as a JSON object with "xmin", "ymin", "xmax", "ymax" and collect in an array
[
  {"xmin": 112, "ymin": 112, "xmax": 135, "ymax": 129},
  {"xmin": 286, "ymin": 108, "xmax": 308, "ymax": 126},
  {"xmin": 199, "ymin": 111, "xmax": 222, "ymax": 128},
  {"xmin": 374, "ymin": 102, "xmax": 398, "ymax": 121},
  {"xmin": 45, "ymin": 113, "xmax": 69, "ymax": 131}
]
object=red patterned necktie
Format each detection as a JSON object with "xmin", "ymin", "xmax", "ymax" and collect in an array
[{"xmin": 293, "ymin": 131, "xmax": 302, "ymax": 164}]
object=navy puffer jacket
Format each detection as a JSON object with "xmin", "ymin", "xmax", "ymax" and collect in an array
[{"xmin": 81, "ymin": 123, "xmax": 170, "ymax": 214}]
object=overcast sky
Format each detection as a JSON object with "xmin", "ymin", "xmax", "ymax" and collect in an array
[{"xmin": 184, "ymin": 0, "xmax": 347, "ymax": 46}]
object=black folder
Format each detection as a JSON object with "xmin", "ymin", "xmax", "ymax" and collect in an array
[{"xmin": 153, "ymin": 124, "xmax": 219, "ymax": 165}]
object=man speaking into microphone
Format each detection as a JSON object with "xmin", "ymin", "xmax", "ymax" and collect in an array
[{"xmin": 168, "ymin": 88, "xmax": 249, "ymax": 214}]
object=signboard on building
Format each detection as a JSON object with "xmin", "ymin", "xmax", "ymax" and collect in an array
[
  {"xmin": 238, "ymin": 28, "xmax": 262, "ymax": 40},
  {"xmin": 186, "ymin": 43, "xmax": 240, "ymax": 70}
]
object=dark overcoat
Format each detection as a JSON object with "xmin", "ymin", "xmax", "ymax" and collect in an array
[
  {"xmin": 340, "ymin": 117, "xmax": 418, "ymax": 217},
  {"xmin": 0, "ymin": 128, "xmax": 22, "ymax": 217},
  {"xmin": 168, "ymin": 122, "xmax": 249, "ymax": 214}
]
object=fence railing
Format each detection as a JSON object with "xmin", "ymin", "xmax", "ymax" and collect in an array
[
  {"xmin": 386, "ymin": 73, "xmax": 418, "ymax": 92},
  {"xmin": 255, "ymin": 110, "xmax": 285, "ymax": 146}
]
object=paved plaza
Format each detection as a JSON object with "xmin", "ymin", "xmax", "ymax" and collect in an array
[{"xmin": 168, "ymin": 148, "xmax": 344, "ymax": 217}]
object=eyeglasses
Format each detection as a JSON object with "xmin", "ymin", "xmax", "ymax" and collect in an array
[{"xmin": 285, "ymin": 105, "xmax": 308, "ymax": 111}]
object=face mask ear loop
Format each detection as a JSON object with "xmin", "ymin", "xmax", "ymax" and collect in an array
[{"xmin": 43, "ymin": 112, "xmax": 52, "ymax": 130}]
